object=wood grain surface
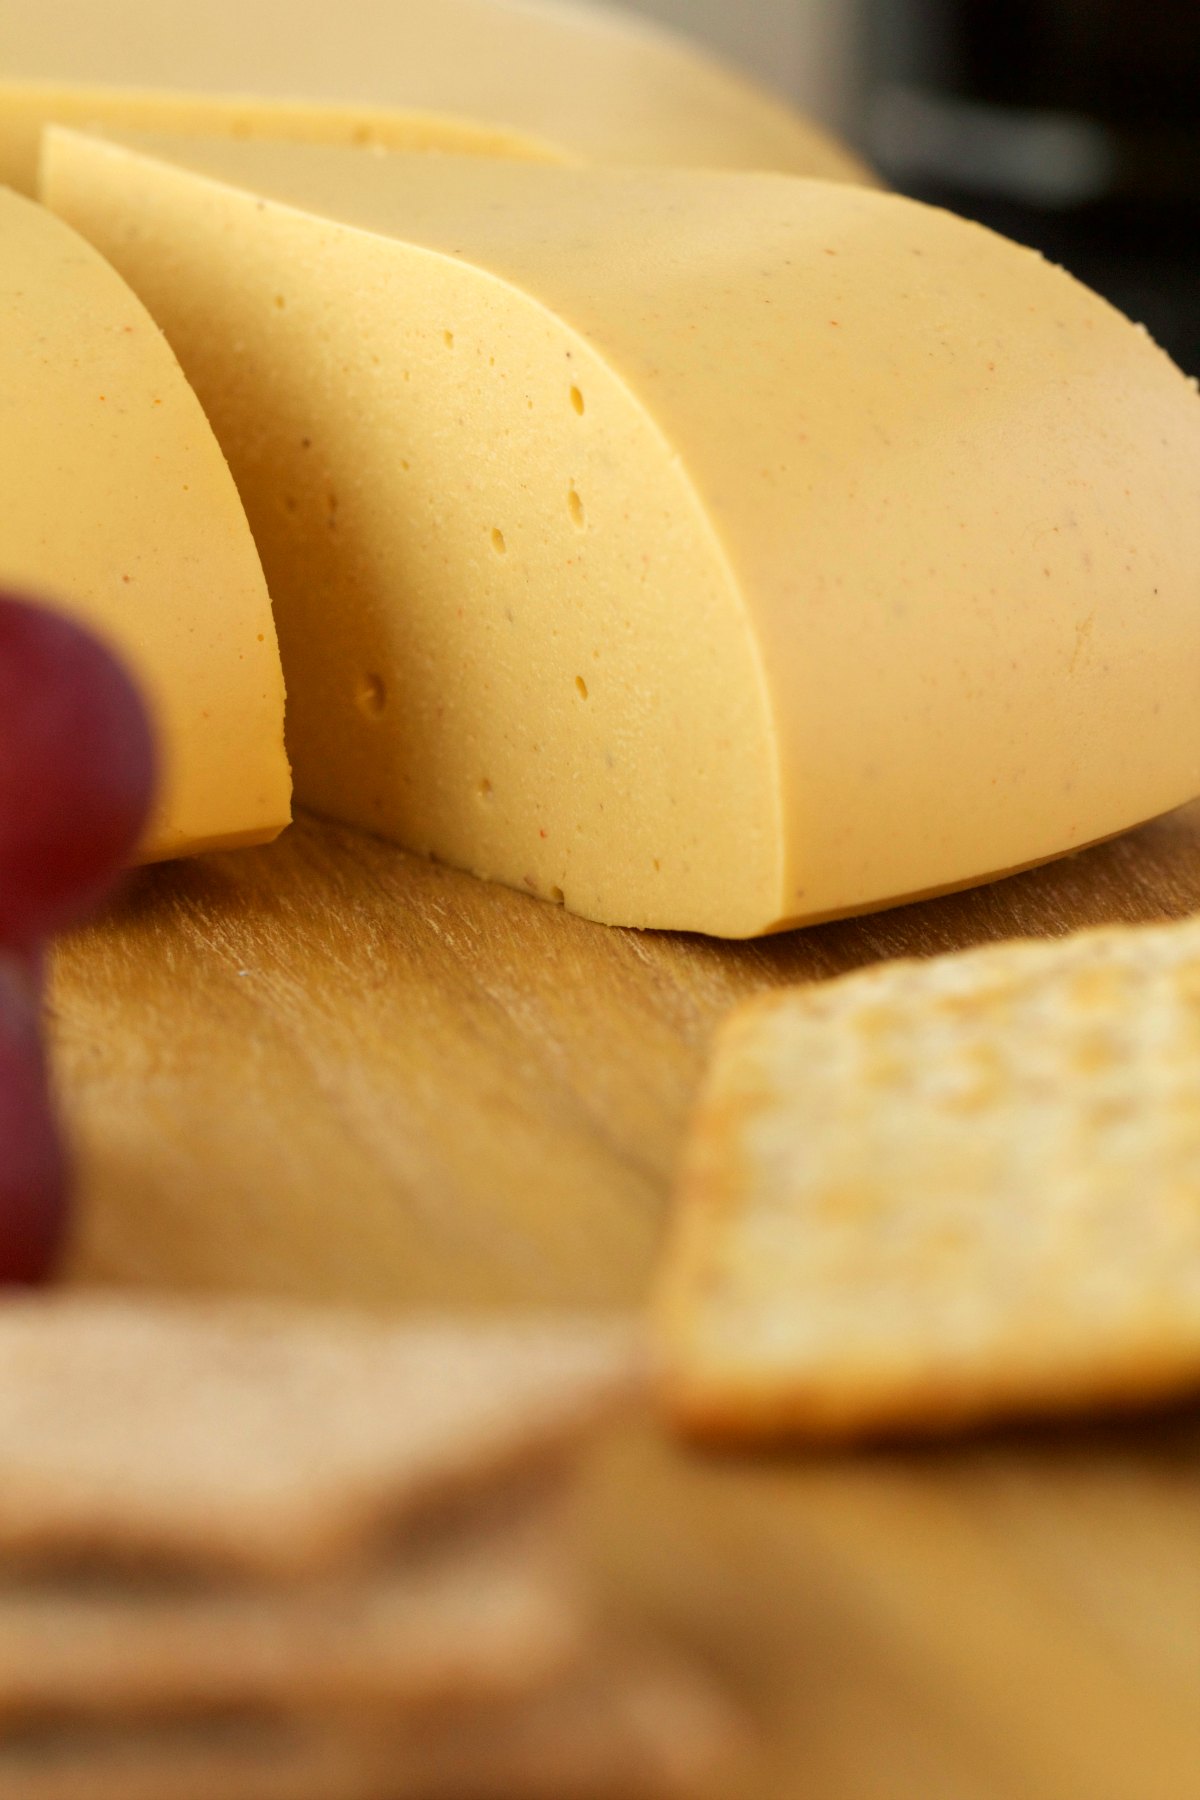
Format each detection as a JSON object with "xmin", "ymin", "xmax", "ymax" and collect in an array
[{"xmin": 49, "ymin": 803, "xmax": 1200, "ymax": 1800}]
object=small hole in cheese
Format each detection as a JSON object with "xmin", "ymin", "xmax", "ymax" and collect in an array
[
  {"xmin": 356, "ymin": 673, "xmax": 387, "ymax": 719},
  {"xmin": 575, "ymin": 676, "xmax": 589, "ymax": 700},
  {"xmin": 568, "ymin": 487, "xmax": 585, "ymax": 529},
  {"xmin": 273, "ymin": 294, "xmax": 286, "ymax": 310},
  {"xmin": 443, "ymin": 329, "xmax": 455, "ymax": 348},
  {"xmin": 550, "ymin": 886, "xmax": 565, "ymax": 905},
  {"xmin": 477, "ymin": 778, "xmax": 494, "ymax": 803},
  {"xmin": 491, "ymin": 528, "xmax": 507, "ymax": 556},
  {"xmin": 570, "ymin": 385, "xmax": 584, "ymax": 415}
]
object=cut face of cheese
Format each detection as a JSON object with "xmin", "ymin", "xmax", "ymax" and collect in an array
[
  {"xmin": 0, "ymin": 186, "xmax": 290, "ymax": 861},
  {"xmin": 0, "ymin": 0, "xmax": 872, "ymax": 193},
  {"xmin": 42, "ymin": 133, "xmax": 1200, "ymax": 935}
]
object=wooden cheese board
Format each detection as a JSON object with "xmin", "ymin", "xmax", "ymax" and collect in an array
[{"xmin": 49, "ymin": 802, "xmax": 1200, "ymax": 1800}]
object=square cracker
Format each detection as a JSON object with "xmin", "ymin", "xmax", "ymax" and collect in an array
[
  {"xmin": 0, "ymin": 1648, "xmax": 747, "ymax": 1800},
  {"xmin": 0, "ymin": 1494, "xmax": 582, "ymax": 1721},
  {"xmin": 0, "ymin": 1296, "xmax": 636, "ymax": 1573},
  {"xmin": 657, "ymin": 918, "xmax": 1200, "ymax": 1441}
]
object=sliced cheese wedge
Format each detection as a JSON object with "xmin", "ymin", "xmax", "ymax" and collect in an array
[
  {"xmin": 0, "ymin": 187, "xmax": 290, "ymax": 860},
  {"xmin": 42, "ymin": 133, "xmax": 1200, "ymax": 934},
  {"xmin": 0, "ymin": 0, "xmax": 871, "ymax": 193}
]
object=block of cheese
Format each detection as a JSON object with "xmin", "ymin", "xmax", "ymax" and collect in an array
[
  {"xmin": 0, "ymin": 186, "xmax": 290, "ymax": 860},
  {"xmin": 0, "ymin": 0, "xmax": 872, "ymax": 194},
  {"xmin": 42, "ymin": 133, "xmax": 1200, "ymax": 934}
]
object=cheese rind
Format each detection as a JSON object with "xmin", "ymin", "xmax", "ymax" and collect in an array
[
  {"xmin": 0, "ymin": 0, "xmax": 873, "ymax": 192},
  {"xmin": 0, "ymin": 185, "xmax": 290, "ymax": 860},
  {"xmin": 42, "ymin": 134, "xmax": 1200, "ymax": 934}
]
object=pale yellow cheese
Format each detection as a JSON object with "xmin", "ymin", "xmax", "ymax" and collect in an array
[
  {"xmin": 42, "ymin": 132, "xmax": 1200, "ymax": 935},
  {"xmin": 0, "ymin": 186, "xmax": 290, "ymax": 860},
  {"xmin": 0, "ymin": 0, "xmax": 872, "ymax": 193}
]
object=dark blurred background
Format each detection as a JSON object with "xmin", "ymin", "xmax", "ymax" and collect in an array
[{"xmin": 633, "ymin": 0, "xmax": 1200, "ymax": 374}]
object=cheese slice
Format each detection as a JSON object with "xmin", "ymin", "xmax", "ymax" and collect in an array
[
  {"xmin": 42, "ymin": 132, "xmax": 1200, "ymax": 935},
  {"xmin": 0, "ymin": 0, "xmax": 872, "ymax": 193},
  {"xmin": 0, "ymin": 186, "xmax": 290, "ymax": 860}
]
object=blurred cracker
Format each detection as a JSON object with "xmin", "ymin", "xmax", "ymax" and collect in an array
[
  {"xmin": 657, "ymin": 919, "xmax": 1200, "ymax": 1441},
  {"xmin": 0, "ymin": 1718, "xmax": 371, "ymax": 1800},
  {"xmin": 0, "ymin": 1295, "xmax": 637, "ymax": 1573},
  {"xmin": 0, "ymin": 1646, "xmax": 748, "ymax": 1799},
  {"xmin": 0, "ymin": 1496, "xmax": 583, "ymax": 1720}
]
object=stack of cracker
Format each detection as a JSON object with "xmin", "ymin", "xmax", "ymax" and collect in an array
[{"xmin": 0, "ymin": 1294, "xmax": 743, "ymax": 1799}]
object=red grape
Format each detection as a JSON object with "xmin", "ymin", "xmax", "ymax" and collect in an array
[
  {"xmin": 0, "ymin": 591, "xmax": 156, "ymax": 945},
  {"xmin": 0, "ymin": 951, "xmax": 67, "ymax": 1283}
]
